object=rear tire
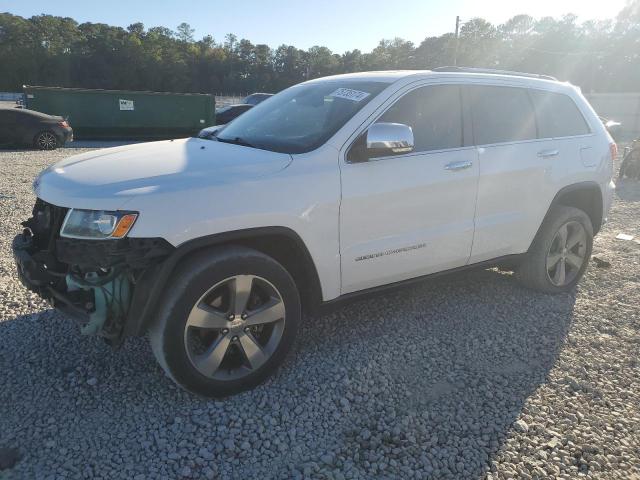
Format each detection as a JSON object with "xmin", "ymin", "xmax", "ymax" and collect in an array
[
  {"xmin": 33, "ymin": 131, "xmax": 59, "ymax": 150},
  {"xmin": 148, "ymin": 246, "xmax": 301, "ymax": 397},
  {"xmin": 517, "ymin": 206, "xmax": 593, "ymax": 293}
]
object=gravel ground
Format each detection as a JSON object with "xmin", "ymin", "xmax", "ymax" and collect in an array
[{"xmin": 0, "ymin": 146, "xmax": 639, "ymax": 480}]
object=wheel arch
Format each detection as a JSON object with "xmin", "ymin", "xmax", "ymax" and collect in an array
[
  {"xmin": 126, "ymin": 227, "xmax": 323, "ymax": 337},
  {"xmin": 528, "ymin": 181, "xmax": 603, "ymax": 252}
]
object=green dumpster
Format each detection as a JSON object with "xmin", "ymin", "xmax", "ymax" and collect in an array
[{"xmin": 23, "ymin": 86, "xmax": 215, "ymax": 140}]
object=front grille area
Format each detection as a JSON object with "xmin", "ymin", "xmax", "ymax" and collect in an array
[
  {"xmin": 21, "ymin": 199, "xmax": 174, "ymax": 270},
  {"xmin": 12, "ymin": 199, "xmax": 175, "ymax": 346},
  {"xmin": 14, "ymin": 199, "xmax": 174, "ymax": 342},
  {"xmin": 56, "ymin": 237, "xmax": 174, "ymax": 269},
  {"xmin": 22, "ymin": 198, "xmax": 69, "ymax": 253}
]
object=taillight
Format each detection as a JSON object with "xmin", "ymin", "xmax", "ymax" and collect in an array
[
  {"xmin": 610, "ymin": 142, "xmax": 618, "ymax": 166},
  {"xmin": 58, "ymin": 121, "xmax": 69, "ymax": 128}
]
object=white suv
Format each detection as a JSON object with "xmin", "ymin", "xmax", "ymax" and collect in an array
[{"xmin": 13, "ymin": 68, "xmax": 616, "ymax": 396}]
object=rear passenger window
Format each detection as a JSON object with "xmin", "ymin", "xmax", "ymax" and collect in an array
[
  {"xmin": 378, "ymin": 85, "xmax": 462, "ymax": 153},
  {"xmin": 468, "ymin": 85, "xmax": 536, "ymax": 145},
  {"xmin": 529, "ymin": 90, "xmax": 590, "ymax": 138}
]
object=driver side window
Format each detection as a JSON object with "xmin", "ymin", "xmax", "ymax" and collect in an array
[{"xmin": 378, "ymin": 85, "xmax": 463, "ymax": 153}]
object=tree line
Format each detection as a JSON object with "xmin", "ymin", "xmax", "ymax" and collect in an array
[{"xmin": 1, "ymin": 1, "xmax": 639, "ymax": 95}]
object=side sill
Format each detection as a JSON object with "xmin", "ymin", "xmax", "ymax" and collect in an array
[{"xmin": 317, "ymin": 254, "xmax": 525, "ymax": 314}]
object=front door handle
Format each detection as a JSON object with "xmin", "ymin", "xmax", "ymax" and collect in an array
[
  {"xmin": 445, "ymin": 160, "xmax": 473, "ymax": 171},
  {"xmin": 537, "ymin": 149, "xmax": 559, "ymax": 158}
]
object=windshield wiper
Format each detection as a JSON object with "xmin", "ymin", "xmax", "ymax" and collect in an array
[
  {"xmin": 216, "ymin": 136, "xmax": 255, "ymax": 148},
  {"xmin": 197, "ymin": 132, "xmax": 216, "ymax": 140}
]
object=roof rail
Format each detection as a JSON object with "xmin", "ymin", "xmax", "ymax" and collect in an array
[{"xmin": 433, "ymin": 66, "xmax": 557, "ymax": 81}]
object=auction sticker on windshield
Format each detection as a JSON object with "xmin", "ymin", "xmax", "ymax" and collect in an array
[{"xmin": 329, "ymin": 88, "xmax": 370, "ymax": 102}]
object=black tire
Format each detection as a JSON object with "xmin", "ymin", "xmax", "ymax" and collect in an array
[
  {"xmin": 148, "ymin": 246, "xmax": 301, "ymax": 397},
  {"xmin": 33, "ymin": 131, "xmax": 59, "ymax": 150},
  {"xmin": 517, "ymin": 206, "xmax": 593, "ymax": 293}
]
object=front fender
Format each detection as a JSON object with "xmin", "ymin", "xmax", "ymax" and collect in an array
[{"xmin": 125, "ymin": 226, "xmax": 321, "ymax": 337}]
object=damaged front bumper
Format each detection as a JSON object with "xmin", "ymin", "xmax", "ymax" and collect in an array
[{"xmin": 13, "ymin": 199, "xmax": 174, "ymax": 346}]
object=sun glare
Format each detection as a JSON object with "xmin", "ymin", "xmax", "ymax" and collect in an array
[{"xmin": 463, "ymin": 0, "xmax": 628, "ymax": 23}]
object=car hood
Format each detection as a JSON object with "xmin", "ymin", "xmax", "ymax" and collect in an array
[{"xmin": 35, "ymin": 138, "xmax": 292, "ymax": 210}]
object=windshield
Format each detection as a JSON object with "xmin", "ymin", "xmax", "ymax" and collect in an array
[{"xmin": 217, "ymin": 81, "xmax": 388, "ymax": 154}]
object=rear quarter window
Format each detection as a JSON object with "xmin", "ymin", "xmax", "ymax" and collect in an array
[{"xmin": 529, "ymin": 90, "xmax": 590, "ymax": 138}]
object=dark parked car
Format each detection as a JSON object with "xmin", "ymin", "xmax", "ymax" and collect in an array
[
  {"xmin": 242, "ymin": 93, "xmax": 273, "ymax": 105},
  {"xmin": 0, "ymin": 108, "xmax": 73, "ymax": 150},
  {"xmin": 215, "ymin": 104, "xmax": 253, "ymax": 124}
]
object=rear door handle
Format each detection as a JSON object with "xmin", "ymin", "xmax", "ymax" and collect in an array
[
  {"xmin": 537, "ymin": 149, "xmax": 559, "ymax": 158},
  {"xmin": 444, "ymin": 160, "xmax": 473, "ymax": 171}
]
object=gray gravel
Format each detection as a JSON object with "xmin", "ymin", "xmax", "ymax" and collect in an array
[{"xmin": 1, "ymin": 146, "xmax": 639, "ymax": 479}]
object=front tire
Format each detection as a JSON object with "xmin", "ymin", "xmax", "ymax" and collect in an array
[
  {"xmin": 149, "ymin": 246, "xmax": 301, "ymax": 397},
  {"xmin": 517, "ymin": 206, "xmax": 593, "ymax": 293}
]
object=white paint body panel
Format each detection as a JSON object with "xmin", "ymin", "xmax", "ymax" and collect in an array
[
  {"xmin": 340, "ymin": 146, "xmax": 478, "ymax": 293},
  {"xmin": 34, "ymin": 139, "xmax": 293, "ymax": 210},
  {"xmin": 468, "ymin": 82, "xmax": 614, "ymax": 263},
  {"xmin": 469, "ymin": 139, "xmax": 556, "ymax": 262},
  {"xmin": 34, "ymin": 70, "xmax": 615, "ymax": 303}
]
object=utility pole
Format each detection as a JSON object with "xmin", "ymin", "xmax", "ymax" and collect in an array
[{"xmin": 453, "ymin": 15, "xmax": 460, "ymax": 66}]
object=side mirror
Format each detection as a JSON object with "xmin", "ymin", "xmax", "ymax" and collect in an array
[
  {"xmin": 365, "ymin": 122, "xmax": 414, "ymax": 159},
  {"xmin": 347, "ymin": 122, "xmax": 415, "ymax": 163}
]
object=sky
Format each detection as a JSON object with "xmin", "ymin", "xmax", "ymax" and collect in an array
[{"xmin": 1, "ymin": 0, "xmax": 629, "ymax": 53}]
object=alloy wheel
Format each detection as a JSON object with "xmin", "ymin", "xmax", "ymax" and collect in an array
[
  {"xmin": 37, "ymin": 132, "xmax": 57, "ymax": 150},
  {"xmin": 546, "ymin": 220, "xmax": 588, "ymax": 286},
  {"xmin": 183, "ymin": 275, "xmax": 286, "ymax": 380}
]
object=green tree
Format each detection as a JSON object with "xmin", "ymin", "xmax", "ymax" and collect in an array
[
  {"xmin": 176, "ymin": 22, "xmax": 194, "ymax": 43},
  {"xmin": 458, "ymin": 18, "xmax": 498, "ymax": 66},
  {"xmin": 306, "ymin": 46, "xmax": 339, "ymax": 78},
  {"xmin": 368, "ymin": 38, "xmax": 415, "ymax": 69},
  {"xmin": 1, "ymin": 7, "xmax": 639, "ymax": 94}
]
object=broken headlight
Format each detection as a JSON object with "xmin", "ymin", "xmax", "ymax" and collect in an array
[{"xmin": 60, "ymin": 209, "xmax": 138, "ymax": 240}]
